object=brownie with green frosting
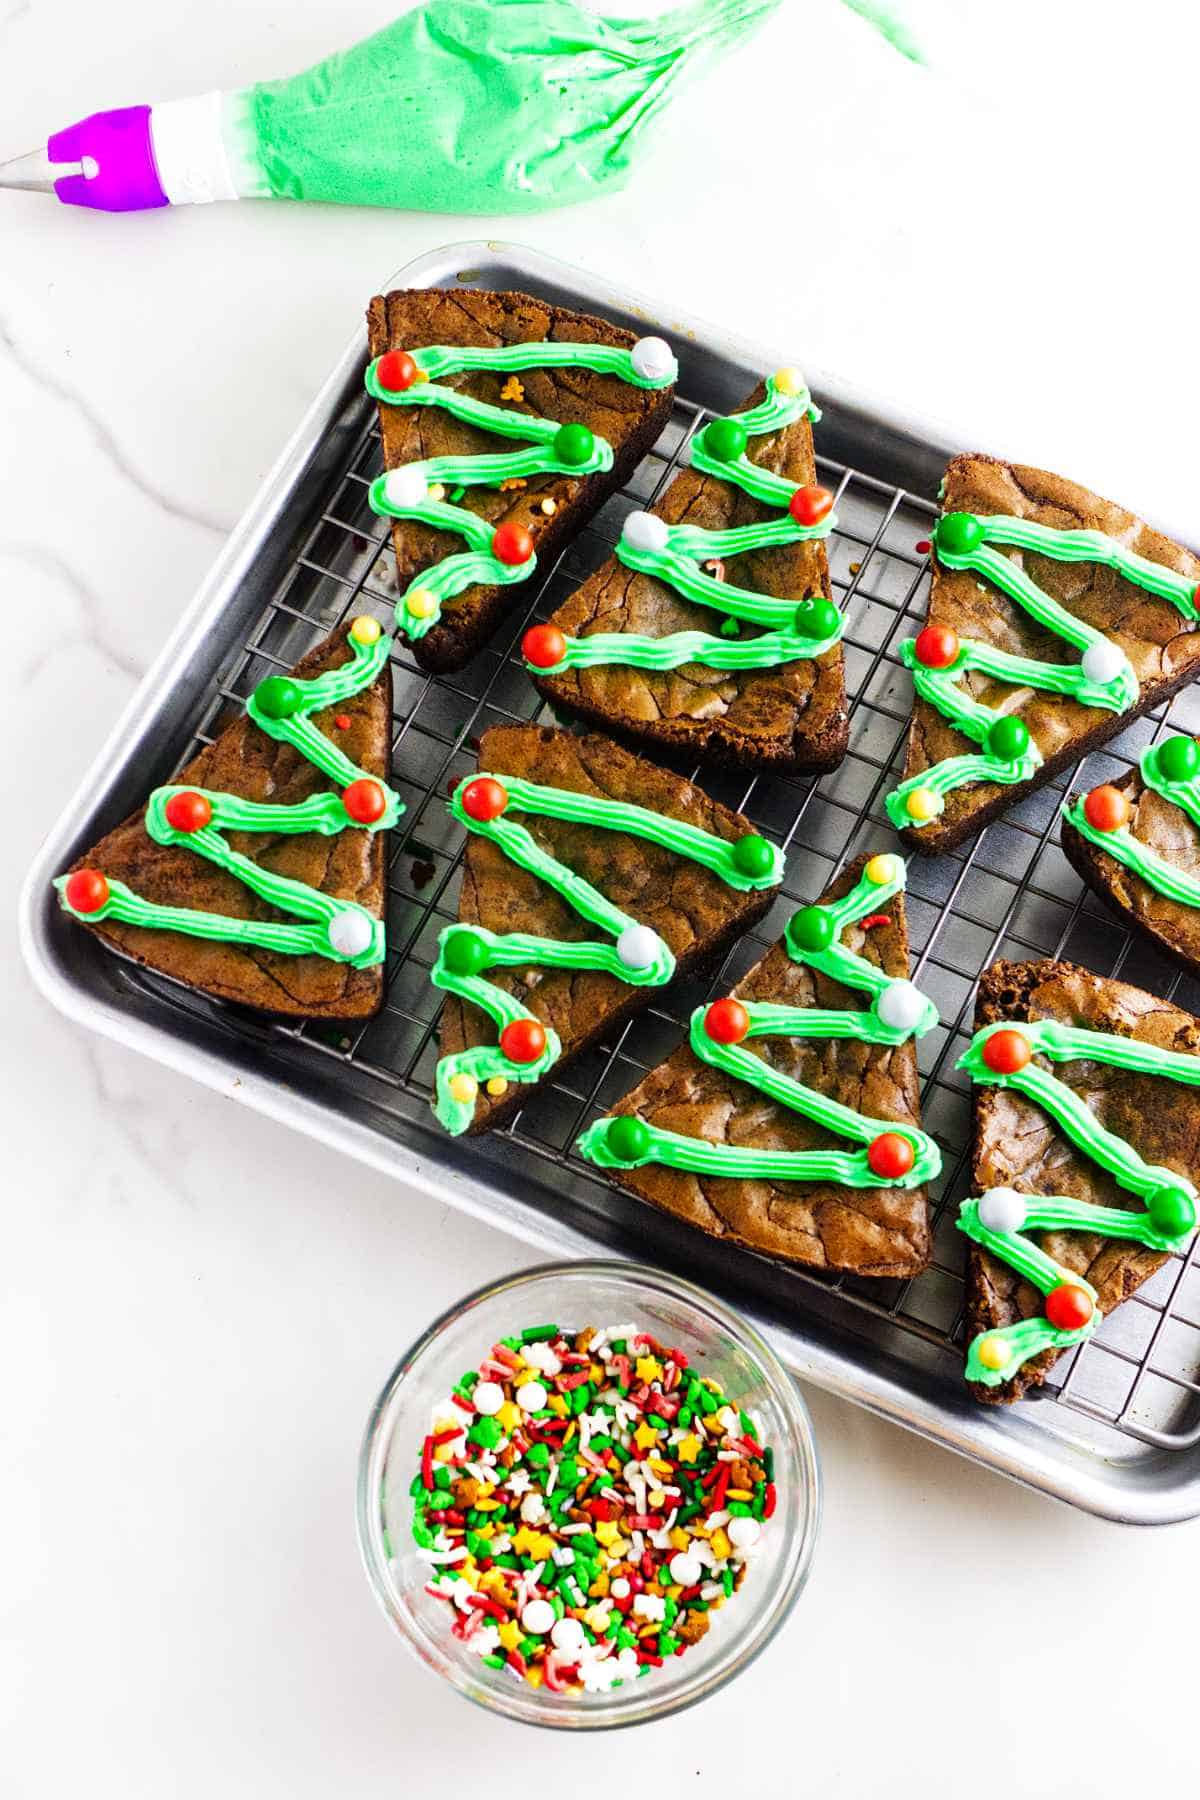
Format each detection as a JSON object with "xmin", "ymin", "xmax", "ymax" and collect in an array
[
  {"xmin": 898, "ymin": 455, "xmax": 1200, "ymax": 856},
  {"xmin": 61, "ymin": 628, "xmax": 392, "ymax": 1019},
  {"xmin": 367, "ymin": 288, "xmax": 674, "ymax": 673},
  {"xmin": 438, "ymin": 725, "xmax": 777, "ymax": 1134},
  {"xmin": 584, "ymin": 858, "xmax": 932, "ymax": 1276},
  {"xmin": 533, "ymin": 379, "xmax": 847, "ymax": 772},
  {"xmin": 966, "ymin": 958, "xmax": 1200, "ymax": 1404},
  {"xmin": 1061, "ymin": 764, "xmax": 1200, "ymax": 979}
]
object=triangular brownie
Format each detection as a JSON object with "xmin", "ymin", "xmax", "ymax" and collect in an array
[
  {"xmin": 527, "ymin": 371, "xmax": 848, "ymax": 772},
  {"xmin": 1061, "ymin": 739, "xmax": 1200, "ymax": 979},
  {"xmin": 367, "ymin": 288, "xmax": 676, "ymax": 673},
  {"xmin": 56, "ymin": 619, "xmax": 396, "ymax": 1020},
  {"xmin": 431, "ymin": 725, "xmax": 783, "ymax": 1135},
  {"xmin": 575, "ymin": 854, "xmax": 938, "ymax": 1277},
  {"xmin": 959, "ymin": 958, "xmax": 1200, "ymax": 1404},
  {"xmin": 887, "ymin": 454, "xmax": 1200, "ymax": 855}
]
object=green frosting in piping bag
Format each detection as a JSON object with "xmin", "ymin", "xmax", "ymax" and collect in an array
[
  {"xmin": 957, "ymin": 1018, "xmax": 1199, "ymax": 1386},
  {"xmin": 578, "ymin": 855, "xmax": 942, "ymax": 1187},
  {"xmin": 366, "ymin": 338, "xmax": 676, "ymax": 640},
  {"xmin": 888, "ymin": 508, "xmax": 1200, "ymax": 831},
  {"xmin": 55, "ymin": 627, "xmax": 400, "ymax": 967},
  {"xmin": 431, "ymin": 771, "xmax": 783, "ymax": 1135}
]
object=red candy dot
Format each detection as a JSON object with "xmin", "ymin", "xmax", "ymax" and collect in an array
[
  {"xmin": 334, "ymin": 714, "xmax": 351, "ymax": 732},
  {"xmin": 1083, "ymin": 784, "xmax": 1130, "ymax": 833},
  {"xmin": 500, "ymin": 1017, "xmax": 547, "ymax": 1064},
  {"xmin": 461, "ymin": 777, "xmax": 508, "ymax": 822},
  {"xmin": 164, "ymin": 790, "xmax": 213, "ymax": 834},
  {"xmin": 867, "ymin": 1132, "xmax": 915, "ymax": 1179},
  {"xmin": 914, "ymin": 624, "xmax": 961, "ymax": 670},
  {"xmin": 65, "ymin": 868, "xmax": 109, "ymax": 914},
  {"xmin": 522, "ymin": 624, "xmax": 567, "ymax": 669},
  {"xmin": 915, "ymin": 538, "xmax": 932, "ymax": 554},
  {"xmin": 1045, "ymin": 1283, "xmax": 1094, "ymax": 1331},
  {"xmin": 375, "ymin": 350, "xmax": 419, "ymax": 392},
  {"xmin": 983, "ymin": 1028, "xmax": 1032, "ymax": 1075},
  {"xmin": 492, "ymin": 521, "xmax": 535, "ymax": 566},
  {"xmin": 704, "ymin": 998, "xmax": 750, "ymax": 1044},
  {"xmin": 342, "ymin": 779, "xmax": 387, "ymax": 824},
  {"xmin": 789, "ymin": 485, "xmax": 834, "ymax": 528}
]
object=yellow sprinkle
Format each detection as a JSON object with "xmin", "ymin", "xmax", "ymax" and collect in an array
[
  {"xmin": 669, "ymin": 1527, "xmax": 690, "ymax": 1552},
  {"xmin": 498, "ymin": 1620, "xmax": 522, "ymax": 1652},
  {"xmin": 977, "ymin": 1335, "xmax": 1012, "ymax": 1372},
  {"xmin": 349, "ymin": 614, "xmax": 382, "ymax": 645},
  {"xmin": 496, "ymin": 1400, "xmax": 521, "ymax": 1433},
  {"xmin": 546, "ymin": 1395, "xmax": 568, "ymax": 1417},
  {"xmin": 474, "ymin": 1498, "xmax": 502, "ymax": 1512},
  {"xmin": 648, "ymin": 1489, "xmax": 667, "ymax": 1508},
  {"xmin": 726, "ymin": 1489, "xmax": 753, "ymax": 1502},
  {"xmin": 772, "ymin": 365, "xmax": 805, "ymax": 396},
  {"xmin": 500, "ymin": 375, "xmax": 526, "ymax": 402},
  {"xmin": 905, "ymin": 785, "xmax": 941, "ymax": 823},
  {"xmin": 589, "ymin": 1576, "xmax": 609, "ymax": 1602},
  {"xmin": 448, "ymin": 1071, "xmax": 478, "ymax": 1105},
  {"xmin": 707, "ymin": 1378, "xmax": 724, "ymax": 1395},
  {"xmin": 499, "ymin": 477, "xmax": 528, "ymax": 491},
  {"xmin": 676, "ymin": 1434, "xmax": 701, "ymax": 1465},
  {"xmin": 486, "ymin": 1076, "xmax": 509, "ymax": 1097},
  {"xmin": 635, "ymin": 1356, "xmax": 663, "ymax": 1383},
  {"xmin": 595, "ymin": 1521, "xmax": 621, "ymax": 1548},
  {"xmin": 524, "ymin": 1666, "xmax": 544, "ymax": 1689},
  {"xmin": 540, "ymin": 497, "xmax": 557, "ymax": 516},
  {"xmin": 710, "ymin": 1528, "xmax": 733, "ymax": 1561},
  {"xmin": 406, "ymin": 587, "xmax": 437, "ymax": 621},
  {"xmin": 865, "ymin": 853, "xmax": 898, "ymax": 886},
  {"xmin": 634, "ymin": 1422, "xmax": 659, "ymax": 1453}
]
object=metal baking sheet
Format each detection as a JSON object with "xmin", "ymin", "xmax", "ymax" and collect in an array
[{"xmin": 21, "ymin": 240, "xmax": 1200, "ymax": 1524}]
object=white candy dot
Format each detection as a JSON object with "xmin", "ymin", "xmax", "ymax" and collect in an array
[
  {"xmin": 384, "ymin": 466, "xmax": 428, "ymax": 510},
  {"xmin": 977, "ymin": 1186, "xmax": 1027, "ymax": 1235},
  {"xmin": 1081, "ymin": 640, "xmax": 1127, "ymax": 686},
  {"xmin": 550, "ymin": 1616, "xmax": 586, "ymax": 1652},
  {"xmin": 515, "ymin": 1380, "xmax": 548, "ymax": 1412},
  {"xmin": 609, "ymin": 1577, "xmax": 630, "ymax": 1599},
  {"xmin": 727, "ymin": 1516, "xmax": 761, "ymax": 1551},
  {"xmin": 520, "ymin": 1599, "xmax": 556, "ymax": 1636},
  {"xmin": 471, "ymin": 1380, "xmax": 504, "ymax": 1416},
  {"xmin": 621, "ymin": 510, "xmax": 670, "ymax": 555},
  {"xmin": 669, "ymin": 1552, "xmax": 703, "ymax": 1586},
  {"xmin": 874, "ymin": 979, "xmax": 927, "ymax": 1034},
  {"xmin": 616, "ymin": 924, "xmax": 663, "ymax": 971},
  {"xmin": 630, "ymin": 335, "xmax": 675, "ymax": 381},
  {"xmin": 327, "ymin": 910, "xmax": 374, "ymax": 958}
]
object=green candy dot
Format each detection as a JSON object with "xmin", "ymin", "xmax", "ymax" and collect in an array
[
  {"xmin": 1146, "ymin": 1185, "xmax": 1196, "ymax": 1238},
  {"xmin": 1157, "ymin": 735, "xmax": 1200, "ymax": 784},
  {"xmin": 442, "ymin": 928, "xmax": 490, "ymax": 977},
  {"xmin": 702, "ymin": 417, "xmax": 748, "ymax": 463},
  {"xmin": 935, "ymin": 511, "xmax": 984, "ymax": 558},
  {"xmin": 732, "ymin": 833, "xmax": 775, "ymax": 879},
  {"xmin": 554, "ymin": 422, "xmax": 595, "ymax": 467},
  {"xmin": 788, "ymin": 905, "xmax": 835, "ymax": 954},
  {"xmin": 607, "ymin": 1114, "xmax": 650, "ymax": 1162},
  {"xmin": 987, "ymin": 714, "xmax": 1030, "ymax": 761},
  {"xmin": 254, "ymin": 676, "xmax": 304, "ymax": 720},
  {"xmin": 793, "ymin": 596, "xmax": 840, "ymax": 640}
]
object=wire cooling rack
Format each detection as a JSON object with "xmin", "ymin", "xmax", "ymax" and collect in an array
[{"xmin": 147, "ymin": 366, "xmax": 1200, "ymax": 1466}]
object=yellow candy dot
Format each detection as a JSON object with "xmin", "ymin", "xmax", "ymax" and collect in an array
[
  {"xmin": 905, "ymin": 786, "xmax": 941, "ymax": 823},
  {"xmin": 406, "ymin": 588, "xmax": 436, "ymax": 621},
  {"xmin": 428, "ymin": 482, "xmax": 446, "ymax": 502},
  {"xmin": 486, "ymin": 1076, "xmax": 509, "ymax": 1097},
  {"xmin": 977, "ymin": 1335, "xmax": 1011, "ymax": 1372},
  {"xmin": 349, "ymin": 614, "xmax": 382, "ymax": 645},
  {"xmin": 865, "ymin": 853, "xmax": 897, "ymax": 886},
  {"xmin": 773, "ymin": 365, "xmax": 805, "ymax": 396},
  {"xmin": 448, "ymin": 1072, "xmax": 478, "ymax": 1104}
]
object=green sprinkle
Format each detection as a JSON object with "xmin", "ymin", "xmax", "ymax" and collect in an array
[
  {"xmin": 468, "ymin": 1417, "xmax": 502, "ymax": 1450},
  {"xmin": 739, "ymin": 1410, "xmax": 759, "ymax": 1440},
  {"xmin": 647, "ymin": 1413, "xmax": 670, "ymax": 1430},
  {"xmin": 572, "ymin": 1531, "xmax": 598, "ymax": 1556},
  {"xmin": 521, "ymin": 1324, "xmax": 558, "ymax": 1343},
  {"xmin": 411, "ymin": 1519, "xmax": 434, "ymax": 1549},
  {"xmin": 449, "ymin": 485, "xmax": 466, "ymax": 502},
  {"xmin": 764, "ymin": 1446, "xmax": 775, "ymax": 1481},
  {"xmin": 500, "ymin": 1336, "xmax": 521, "ymax": 1351},
  {"xmin": 728, "ymin": 1501, "xmax": 752, "ymax": 1517},
  {"xmin": 433, "ymin": 1465, "xmax": 451, "ymax": 1490},
  {"xmin": 604, "ymin": 1615, "xmax": 620, "ymax": 1638},
  {"xmin": 722, "ymin": 1569, "xmax": 734, "ymax": 1598},
  {"xmin": 525, "ymin": 1442, "xmax": 550, "ymax": 1468},
  {"xmin": 519, "ymin": 1636, "xmax": 540, "ymax": 1658},
  {"xmin": 588, "ymin": 1433, "xmax": 612, "ymax": 1453},
  {"xmin": 617, "ymin": 1626, "xmax": 638, "ymax": 1651},
  {"xmin": 482, "ymin": 1653, "xmax": 505, "ymax": 1669},
  {"xmin": 558, "ymin": 1456, "xmax": 581, "ymax": 1488},
  {"xmin": 663, "ymin": 1597, "xmax": 678, "ymax": 1626},
  {"xmin": 659, "ymin": 1632, "xmax": 680, "ymax": 1656},
  {"xmin": 466, "ymin": 1530, "xmax": 490, "ymax": 1558},
  {"xmin": 493, "ymin": 1552, "xmax": 519, "ymax": 1570},
  {"xmin": 611, "ymin": 1340, "xmax": 626, "ymax": 1356},
  {"xmin": 677, "ymin": 1406, "xmax": 693, "ymax": 1427},
  {"xmin": 570, "ymin": 1383, "xmax": 592, "ymax": 1415}
]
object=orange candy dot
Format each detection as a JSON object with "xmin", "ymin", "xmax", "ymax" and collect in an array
[{"xmin": 1083, "ymin": 784, "xmax": 1131, "ymax": 833}]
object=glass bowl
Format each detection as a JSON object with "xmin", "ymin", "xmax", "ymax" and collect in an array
[{"xmin": 357, "ymin": 1259, "xmax": 820, "ymax": 1728}]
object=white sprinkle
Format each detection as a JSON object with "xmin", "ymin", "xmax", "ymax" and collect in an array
[
  {"xmin": 551, "ymin": 1616, "xmax": 587, "ymax": 1652},
  {"xmin": 632, "ymin": 1593, "xmax": 666, "ymax": 1623},
  {"xmin": 520, "ymin": 1493, "xmax": 546, "ymax": 1525}
]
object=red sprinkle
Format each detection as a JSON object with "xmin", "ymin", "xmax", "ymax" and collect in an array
[
  {"xmin": 450, "ymin": 1392, "xmax": 475, "ymax": 1412},
  {"xmin": 421, "ymin": 1435, "xmax": 435, "ymax": 1490},
  {"xmin": 764, "ymin": 1482, "xmax": 777, "ymax": 1519},
  {"xmin": 861, "ymin": 913, "xmax": 891, "ymax": 930},
  {"xmin": 557, "ymin": 1368, "xmax": 592, "ymax": 1390},
  {"xmin": 334, "ymin": 714, "xmax": 352, "ymax": 730},
  {"xmin": 506, "ymin": 1650, "xmax": 527, "ymax": 1677},
  {"xmin": 431, "ymin": 1427, "xmax": 464, "ymax": 1448},
  {"xmin": 491, "ymin": 1344, "xmax": 521, "ymax": 1369}
]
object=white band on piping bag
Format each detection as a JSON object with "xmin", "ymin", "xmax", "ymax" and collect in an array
[{"xmin": 149, "ymin": 91, "xmax": 240, "ymax": 205}]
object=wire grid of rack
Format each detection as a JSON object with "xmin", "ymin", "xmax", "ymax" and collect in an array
[{"xmin": 155, "ymin": 355, "xmax": 1200, "ymax": 1466}]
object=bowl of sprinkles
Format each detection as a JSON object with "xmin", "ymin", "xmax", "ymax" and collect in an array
[{"xmin": 357, "ymin": 1261, "xmax": 820, "ymax": 1727}]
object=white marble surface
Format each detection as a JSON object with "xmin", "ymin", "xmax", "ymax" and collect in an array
[{"xmin": 5, "ymin": 2, "xmax": 1200, "ymax": 1793}]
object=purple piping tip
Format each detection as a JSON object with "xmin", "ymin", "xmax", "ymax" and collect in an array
[{"xmin": 48, "ymin": 105, "xmax": 168, "ymax": 211}]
